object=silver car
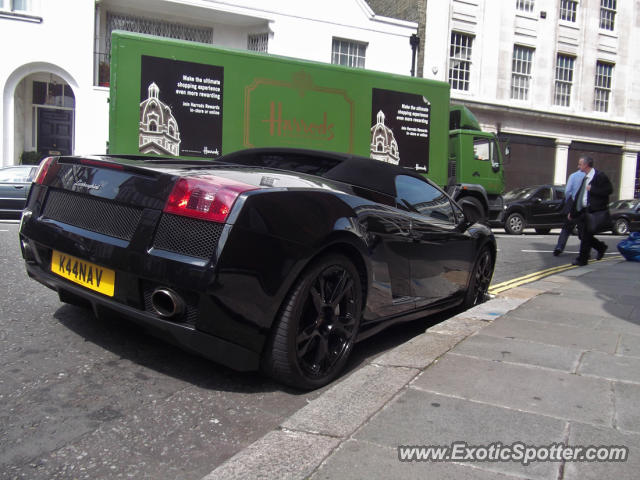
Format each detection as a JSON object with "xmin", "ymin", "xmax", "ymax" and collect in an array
[{"xmin": 0, "ymin": 165, "xmax": 38, "ymax": 217}]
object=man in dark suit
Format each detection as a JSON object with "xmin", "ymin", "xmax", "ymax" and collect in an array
[{"xmin": 569, "ymin": 155, "xmax": 613, "ymax": 266}]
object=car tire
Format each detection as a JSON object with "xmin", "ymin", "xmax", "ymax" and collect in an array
[
  {"xmin": 613, "ymin": 218, "xmax": 630, "ymax": 236},
  {"xmin": 461, "ymin": 197, "xmax": 485, "ymax": 224},
  {"xmin": 263, "ymin": 253, "xmax": 362, "ymax": 390},
  {"xmin": 505, "ymin": 212, "xmax": 525, "ymax": 235},
  {"xmin": 463, "ymin": 246, "xmax": 494, "ymax": 309},
  {"xmin": 535, "ymin": 228, "xmax": 551, "ymax": 234}
]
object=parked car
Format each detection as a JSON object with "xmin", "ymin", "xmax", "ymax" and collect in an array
[
  {"xmin": 609, "ymin": 199, "xmax": 640, "ymax": 235},
  {"xmin": 492, "ymin": 184, "xmax": 566, "ymax": 235},
  {"xmin": 19, "ymin": 149, "xmax": 496, "ymax": 389},
  {"xmin": 0, "ymin": 165, "xmax": 38, "ymax": 217}
]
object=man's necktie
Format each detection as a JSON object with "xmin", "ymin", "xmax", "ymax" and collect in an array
[{"xmin": 576, "ymin": 176, "xmax": 588, "ymax": 212}]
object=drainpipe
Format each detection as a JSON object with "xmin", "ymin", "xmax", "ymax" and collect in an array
[{"xmin": 410, "ymin": 33, "xmax": 420, "ymax": 77}]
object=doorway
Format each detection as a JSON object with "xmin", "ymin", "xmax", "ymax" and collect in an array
[{"xmin": 37, "ymin": 108, "xmax": 73, "ymax": 156}]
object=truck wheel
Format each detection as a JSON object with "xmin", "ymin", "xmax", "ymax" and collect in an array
[
  {"xmin": 505, "ymin": 212, "xmax": 525, "ymax": 235},
  {"xmin": 613, "ymin": 218, "xmax": 629, "ymax": 235},
  {"xmin": 263, "ymin": 254, "xmax": 362, "ymax": 390},
  {"xmin": 461, "ymin": 197, "xmax": 485, "ymax": 224}
]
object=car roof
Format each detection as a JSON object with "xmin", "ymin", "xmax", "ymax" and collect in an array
[{"xmin": 217, "ymin": 147, "xmax": 433, "ymax": 197}]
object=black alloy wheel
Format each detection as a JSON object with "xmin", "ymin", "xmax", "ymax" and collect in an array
[
  {"xmin": 463, "ymin": 246, "xmax": 494, "ymax": 308},
  {"xmin": 505, "ymin": 212, "xmax": 525, "ymax": 235},
  {"xmin": 264, "ymin": 254, "xmax": 362, "ymax": 390},
  {"xmin": 613, "ymin": 218, "xmax": 630, "ymax": 236}
]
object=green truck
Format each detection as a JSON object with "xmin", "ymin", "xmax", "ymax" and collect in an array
[{"xmin": 108, "ymin": 31, "xmax": 505, "ymax": 221}]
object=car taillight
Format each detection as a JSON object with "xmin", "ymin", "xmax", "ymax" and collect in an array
[
  {"xmin": 164, "ymin": 176, "xmax": 258, "ymax": 223},
  {"xmin": 34, "ymin": 156, "xmax": 55, "ymax": 184}
]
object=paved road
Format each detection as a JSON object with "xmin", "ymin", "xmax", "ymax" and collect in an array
[{"xmin": 0, "ymin": 220, "xmax": 627, "ymax": 479}]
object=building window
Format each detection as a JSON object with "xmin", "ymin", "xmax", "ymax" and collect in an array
[
  {"xmin": 0, "ymin": 0, "xmax": 31, "ymax": 11},
  {"xmin": 331, "ymin": 38, "xmax": 366, "ymax": 68},
  {"xmin": 600, "ymin": 0, "xmax": 616, "ymax": 30},
  {"xmin": 32, "ymin": 81, "xmax": 75, "ymax": 109},
  {"xmin": 449, "ymin": 32, "xmax": 473, "ymax": 91},
  {"xmin": 511, "ymin": 45, "xmax": 534, "ymax": 100},
  {"xmin": 516, "ymin": 0, "xmax": 535, "ymax": 13},
  {"xmin": 594, "ymin": 62, "xmax": 613, "ymax": 112},
  {"xmin": 559, "ymin": 0, "xmax": 578, "ymax": 22},
  {"xmin": 554, "ymin": 54, "xmax": 575, "ymax": 107},
  {"xmin": 95, "ymin": 12, "xmax": 214, "ymax": 86},
  {"xmin": 248, "ymin": 33, "xmax": 268, "ymax": 53}
]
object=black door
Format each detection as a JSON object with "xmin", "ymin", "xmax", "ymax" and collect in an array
[
  {"xmin": 38, "ymin": 108, "xmax": 73, "ymax": 156},
  {"xmin": 530, "ymin": 186, "xmax": 563, "ymax": 225},
  {"xmin": 394, "ymin": 175, "xmax": 474, "ymax": 308}
]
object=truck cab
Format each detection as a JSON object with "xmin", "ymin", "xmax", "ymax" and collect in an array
[{"xmin": 447, "ymin": 106, "xmax": 505, "ymax": 223}]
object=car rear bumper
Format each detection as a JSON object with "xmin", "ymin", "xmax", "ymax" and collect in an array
[{"xmin": 24, "ymin": 262, "xmax": 261, "ymax": 372}]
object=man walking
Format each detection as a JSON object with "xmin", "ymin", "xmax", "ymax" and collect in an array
[
  {"xmin": 553, "ymin": 162, "xmax": 585, "ymax": 256},
  {"xmin": 569, "ymin": 155, "xmax": 613, "ymax": 266}
]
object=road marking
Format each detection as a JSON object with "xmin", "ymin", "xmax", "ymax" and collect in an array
[
  {"xmin": 520, "ymin": 250, "xmax": 618, "ymax": 255},
  {"xmin": 488, "ymin": 255, "xmax": 623, "ymax": 295}
]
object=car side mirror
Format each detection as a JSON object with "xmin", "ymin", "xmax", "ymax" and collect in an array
[{"xmin": 534, "ymin": 197, "xmax": 542, "ymax": 203}]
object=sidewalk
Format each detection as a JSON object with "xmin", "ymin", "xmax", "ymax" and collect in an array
[{"xmin": 204, "ymin": 258, "xmax": 640, "ymax": 480}]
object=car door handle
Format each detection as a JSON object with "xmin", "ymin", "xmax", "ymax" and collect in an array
[{"xmin": 13, "ymin": 185, "xmax": 25, "ymax": 189}]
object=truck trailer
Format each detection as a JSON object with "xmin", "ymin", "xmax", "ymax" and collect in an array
[{"xmin": 107, "ymin": 31, "xmax": 505, "ymax": 221}]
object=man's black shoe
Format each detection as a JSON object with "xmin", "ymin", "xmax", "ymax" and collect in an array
[
  {"xmin": 596, "ymin": 245, "xmax": 608, "ymax": 261},
  {"xmin": 572, "ymin": 258, "xmax": 588, "ymax": 266},
  {"xmin": 553, "ymin": 249, "xmax": 561, "ymax": 256}
]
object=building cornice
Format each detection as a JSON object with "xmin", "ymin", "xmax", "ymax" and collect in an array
[{"xmin": 452, "ymin": 99, "xmax": 640, "ymax": 134}]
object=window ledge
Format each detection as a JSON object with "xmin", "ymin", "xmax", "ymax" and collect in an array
[
  {"xmin": 558, "ymin": 20, "xmax": 579, "ymax": 29},
  {"xmin": 598, "ymin": 29, "xmax": 618, "ymax": 39},
  {"xmin": 0, "ymin": 10, "xmax": 42, "ymax": 23}
]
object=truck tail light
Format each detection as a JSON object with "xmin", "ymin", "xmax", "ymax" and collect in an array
[
  {"xmin": 164, "ymin": 176, "xmax": 258, "ymax": 223},
  {"xmin": 34, "ymin": 157, "xmax": 55, "ymax": 184}
]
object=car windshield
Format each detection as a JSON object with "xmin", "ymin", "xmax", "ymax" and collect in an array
[
  {"xmin": 612, "ymin": 200, "xmax": 640, "ymax": 209},
  {"xmin": 504, "ymin": 186, "xmax": 539, "ymax": 200}
]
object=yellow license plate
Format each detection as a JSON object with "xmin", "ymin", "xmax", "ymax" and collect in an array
[{"xmin": 51, "ymin": 250, "xmax": 115, "ymax": 297}]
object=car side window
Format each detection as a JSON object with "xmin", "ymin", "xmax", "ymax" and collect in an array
[
  {"xmin": 394, "ymin": 175, "xmax": 455, "ymax": 223},
  {"xmin": 533, "ymin": 187, "xmax": 552, "ymax": 201},
  {"xmin": 473, "ymin": 137, "xmax": 500, "ymax": 172},
  {"xmin": 555, "ymin": 188, "xmax": 565, "ymax": 201},
  {"xmin": 0, "ymin": 168, "xmax": 30, "ymax": 183}
]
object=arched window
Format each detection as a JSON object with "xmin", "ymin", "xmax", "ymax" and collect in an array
[{"xmin": 149, "ymin": 121, "xmax": 157, "ymax": 132}]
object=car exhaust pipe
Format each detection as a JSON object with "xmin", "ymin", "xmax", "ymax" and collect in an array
[{"xmin": 150, "ymin": 288, "xmax": 185, "ymax": 319}]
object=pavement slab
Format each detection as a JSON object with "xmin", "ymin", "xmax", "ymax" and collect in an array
[
  {"xmin": 479, "ymin": 316, "xmax": 619, "ymax": 353},
  {"xmin": 617, "ymin": 332, "xmax": 640, "ymax": 358},
  {"xmin": 451, "ymin": 334, "xmax": 582, "ymax": 372},
  {"xmin": 312, "ymin": 439, "xmax": 526, "ymax": 480},
  {"xmin": 352, "ymin": 389, "xmax": 565, "ymax": 479},
  {"xmin": 563, "ymin": 422, "xmax": 640, "ymax": 480},
  {"xmin": 578, "ymin": 351, "xmax": 640, "ymax": 384},
  {"xmin": 412, "ymin": 354, "xmax": 614, "ymax": 427},
  {"xmin": 613, "ymin": 382, "xmax": 640, "ymax": 434}
]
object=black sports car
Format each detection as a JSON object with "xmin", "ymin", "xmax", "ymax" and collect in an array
[
  {"xmin": 19, "ymin": 148, "xmax": 496, "ymax": 389},
  {"xmin": 609, "ymin": 199, "xmax": 640, "ymax": 235},
  {"xmin": 493, "ymin": 184, "xmax": 567, "ymax": 235}
]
